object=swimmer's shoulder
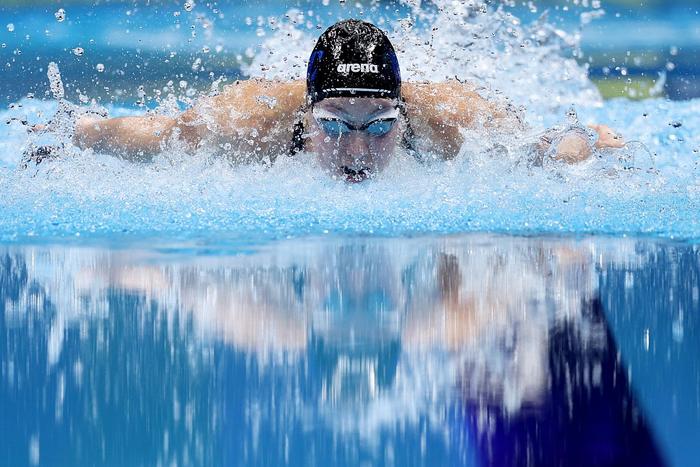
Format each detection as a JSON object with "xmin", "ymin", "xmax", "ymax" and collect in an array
[
  {"xmin": 187, "ymin": 78, "xmax": 306, "ymax": 130},
  {"xmin": 184, "ymin": 78, "xmax": 307, "ymax": 159},
  {"xmin": 403, "ymin": 79, "xmax": 522, "ymax": 128},
  {"xmin": 216, "ymin": 78, "xmax": 306, "ymax": 113},
  {"xmin": 402, "ymin": 79, "xmax": 486, "ymax": 107}
]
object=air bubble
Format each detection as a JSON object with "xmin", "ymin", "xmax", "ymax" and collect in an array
[
  {"xmin": 6, "ymin": 23, "xmax": 15, "ymax": 33},
  {"xmin": 184, "ymin": 1, "xmax": 194, "ymax": 12},
  {"xmin": 55, "ymin": 9, "xmax": 66, "ymax": 22},
  {"xmin": 72, "ymin": 47, "xmax": 84, "ymax": 56},
  {"xmin": 96, "ymin": 63, "xmax": 105, "ymax": 72}
]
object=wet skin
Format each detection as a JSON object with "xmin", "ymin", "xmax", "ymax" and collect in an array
[
  {"xmin": 65, "ymin": 80, "xmax": 625, "ymax": 177},
  {"xmin": 305, "ymin": 97, "xmax": 403, "ymax": 182}
]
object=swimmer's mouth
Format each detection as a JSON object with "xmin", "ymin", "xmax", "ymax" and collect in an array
[{"xmin": 342, "ymin": 166, "xmax": 372, "ymax": 183}]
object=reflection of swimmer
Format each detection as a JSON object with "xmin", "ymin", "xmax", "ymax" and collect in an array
[
  {"xmin": 31, "ymin": 20, "xmax": 623, "ymax": 182},
  {"xmin": 459, "ymin": 299, "xmax": 666, "ymax": 467},
  {"xmin": 3, "ymin": 238, "xmax": 666, "ymax": 464}
]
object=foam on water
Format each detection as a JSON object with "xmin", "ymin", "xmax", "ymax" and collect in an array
[{"xmin": 1, "ymin": 1, "xmax": 699, "ymax": 242}]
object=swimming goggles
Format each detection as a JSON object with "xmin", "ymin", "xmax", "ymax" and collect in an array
[{"xmin": 312, "ymin": 107, "xmax": 399, "ymax": 138}]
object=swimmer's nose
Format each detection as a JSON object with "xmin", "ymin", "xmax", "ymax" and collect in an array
[{"xmin": 343, "ymin": 132, "xmax": 370, "ymax": 158}]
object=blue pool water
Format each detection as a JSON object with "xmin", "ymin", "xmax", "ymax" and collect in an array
[
  {"xmin": 1, "ymin": 235, "xmax": 698, "ymax": 466},
  {"xmin": 0, "ymin": 1, "xmax": 699, "ymax": 466}
]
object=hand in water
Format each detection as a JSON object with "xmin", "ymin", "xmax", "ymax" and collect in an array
[
  {"xmin": 589, "ymin": 124, "xmax": 625, "ymax": 149},
  {"xmin": 554, "ymin": 133, "xmax": 595, "ymax": 164},
  {"xmin": 553, "ymin": 125, "xmax": 625, "ymax": 164}
]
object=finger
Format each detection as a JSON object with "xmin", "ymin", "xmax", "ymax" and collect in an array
[
  {"xmin": 609, "ymin": 135, "xmax": 626, "ymax": 148},
  {"xmin": 595, "ymin": 133, "xmax": 626, "ymax": 149},
  {"xmin": 603, "ymin": 129, "xmax": 625, "ymax": 148},
  {"xmin": 590, "ymin": 124, "xmax": 625, "ymax": 149}
]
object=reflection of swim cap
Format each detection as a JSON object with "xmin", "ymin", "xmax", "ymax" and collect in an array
[{"xmin": 307, "ymin": 19, "xmax": 401, "ymax": 104}]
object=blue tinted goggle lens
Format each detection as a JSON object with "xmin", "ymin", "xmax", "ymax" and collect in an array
[
  {"xmin": 317, "ymin": 117, "xmax": 397, "ymax": 137},
  {"xmin": 318, "ymin": 119, "xmax": 352, "ymax": 137},
  {"xmin": 365, "ymin": 119, "xmax": 396, "ymax": 136}
]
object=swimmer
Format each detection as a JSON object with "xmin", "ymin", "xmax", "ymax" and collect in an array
[{"xmin": 29, "ymin": 19, "xmax": 624, "ymax": 182}]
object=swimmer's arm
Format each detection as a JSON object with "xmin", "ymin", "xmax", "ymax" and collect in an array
[
  {"xmin": 73, "ymin": 79, "xmax": 306, "ymax": 161},
  {"xmin": 187, "ymin": 79, "xmax": 306, "ymax": 159},
  {"xmin": 402, "ymin": 80, "xmax": 524, "ymax": 159},
  {"xmin": 73, "ymin": 114, "xmax": 201, "ymax": 161},
  {"xmin": 403, "ymin": 81, "xmax": 625, "ymax": 163}
]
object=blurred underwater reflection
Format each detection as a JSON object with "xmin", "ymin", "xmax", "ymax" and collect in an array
[{"xmin": 1, "ymin": 234, "xmax": 698, "ymax": 466}]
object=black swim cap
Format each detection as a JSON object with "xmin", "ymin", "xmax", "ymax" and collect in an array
[{"xmin": 306, "ymin": 20, "xmax": 401, "ymax": 104}]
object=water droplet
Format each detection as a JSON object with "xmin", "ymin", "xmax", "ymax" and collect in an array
[
  {"xmin": 96, "ymin": 63, "xmax": 105, "ymax": 72},
  {"xmin": 72, "ymin": 47, "xmax": 84, "ymax": 56},
  {"xmin": 55, "ymin": 9, "xmax": 66, "ymax": 22},
  {"xmin": 6, "ymin": 23, "xmax": 15, "ymax": 33}
]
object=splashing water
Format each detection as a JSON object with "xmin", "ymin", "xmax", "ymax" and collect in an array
[{"xmin": 0, "ymin": 2, "xmax": 699, "ymax": 243}]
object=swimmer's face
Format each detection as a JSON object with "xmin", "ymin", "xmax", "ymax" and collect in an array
[{"xmin": 308, "ymin": 97, "xmax": 402, "ymax": 183}]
